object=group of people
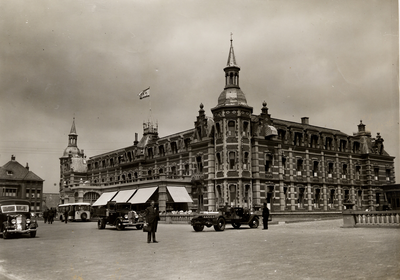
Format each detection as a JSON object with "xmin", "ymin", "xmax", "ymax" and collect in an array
[{"xmin": 43, "ymin": 208, "xmax": 57, "ymax": 224}]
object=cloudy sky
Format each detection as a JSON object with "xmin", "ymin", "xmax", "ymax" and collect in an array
[{"xmin": 1, "ymin": 0, "xmax": 398, "ymax": 193}]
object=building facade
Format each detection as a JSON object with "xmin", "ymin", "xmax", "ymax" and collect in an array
[
  {"xmin": 0, "ymin": 155, "xmax": 44, "ymax": 213},
  {"xmin": 59, "ymin": 40, "xmax": 396, "ymax": 213}
]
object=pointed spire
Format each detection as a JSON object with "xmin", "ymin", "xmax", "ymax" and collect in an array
[
  {"xmin": 226, "ymin": 33, "xmax": 238, "ymax": 67},
  {"xmin": 70, "ymin": 117, "xmax": 77, "ymax": 135}
]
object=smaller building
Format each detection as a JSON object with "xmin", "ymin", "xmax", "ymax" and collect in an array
[{"xmin": 0, "ymin": 155, "xmax": 44, "ymax": 213}]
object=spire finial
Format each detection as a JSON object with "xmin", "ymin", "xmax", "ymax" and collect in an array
[{"xmin": 226, "ymin": 34, "xmax": 238, "ymax": 67}]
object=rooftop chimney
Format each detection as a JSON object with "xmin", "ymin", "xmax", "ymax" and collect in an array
[
  {"xmin": 301, "ymin": 117, "xmax": 309, "ymax": 125},
  {"xmin": 11, "ymin": 155, "xmax": 15, "ymax": 161},
  {"xmin": 25, "ymin": 163, "xmax": 29, "ymax": 171}
]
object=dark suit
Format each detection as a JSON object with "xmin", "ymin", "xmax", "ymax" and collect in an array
[
  {"xmin": 145, "ymin": 205, "xmax": 159, "ymax": 242},
  {"xmin": 262, "ymin": 206, "xmax": 269, "ymax": 229}
]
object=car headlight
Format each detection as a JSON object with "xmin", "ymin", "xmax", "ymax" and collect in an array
[
  {"xmin": 26, "ymin": 219, "xmax": 31, "ymax": 223},
  {"xmin": 124, "ymin": 214, "xmax": 128, "ymax": 219},
  {"xmin": 11, "ymin": 219, "xmax": 16, "ymax": 224}
]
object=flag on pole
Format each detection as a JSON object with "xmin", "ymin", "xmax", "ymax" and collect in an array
[{"xmin": 138, "ymin": 87, "xmax": 150, "ymax": 99}]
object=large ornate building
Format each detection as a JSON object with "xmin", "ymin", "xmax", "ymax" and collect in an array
[{"xmin": 59, "ymin": 39, "xmax": 396, "ymax": 213}]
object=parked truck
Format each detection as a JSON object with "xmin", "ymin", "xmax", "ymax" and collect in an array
[{"xmin": 190, "ymin": 206, "xmax": 259, "ymax": 232}]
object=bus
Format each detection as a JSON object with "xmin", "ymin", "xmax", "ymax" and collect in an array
[{"xmin": 58, "ymin": 202, "xmax": 91, "ymax": 222}]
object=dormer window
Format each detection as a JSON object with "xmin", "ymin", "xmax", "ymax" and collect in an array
[
  {"xmin": 7, "ymin": 170, "xmax": 13, "ymax": 176},
  {"xmin": 374, "ymin": 167, "xmax": 379, "ymax": 181},
  {"xmin": 353, "ymin": 141, "xmax": 360, "ymax": 153},
  {"xmin": 386, "ymin": 169, "xmax": 391, "ymax": 181}
]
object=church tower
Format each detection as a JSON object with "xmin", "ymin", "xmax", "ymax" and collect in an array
[{"xmin": 211, "ymin": 37, "xmax": 254, "ymax": 209}]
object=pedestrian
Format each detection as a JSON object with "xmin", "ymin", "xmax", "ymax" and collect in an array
[
  {"xmin": 64, "ymin": 207, "xmax": 69, "ymax": 224},
  {"xmin": 48, "ymin": 208, "xmax": 55, "ymax": 224},
  {"xmin": 262, "ymin": 203, "xmax": 269, "ymax": 230},
  {"xmin": 144, "ymin": 200, "xmax": 160, "ymax": 243},
  {"xmin": 43, "ymin": 209, "xmax": 48, "ymax": 224}
]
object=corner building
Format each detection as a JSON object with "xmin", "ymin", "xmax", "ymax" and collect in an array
[{"xmin": 59, "ymin": 40, "xmax": 396, "ymax": 213}]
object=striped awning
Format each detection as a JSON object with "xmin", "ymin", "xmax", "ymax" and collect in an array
[
  {"xmin": 167, "ymin": 186, "xmax": 193, "ymax": 203},
  {"xmin": 128, "ymin": 187, "xmax": 158, "ymax": 204},
  {"xmin": 112, "ymin": 189, "xmax": 137, "ymax": 203},
  {"xmin": 92, "ymin": 191, "xmax": 118, "ymax": 206}
]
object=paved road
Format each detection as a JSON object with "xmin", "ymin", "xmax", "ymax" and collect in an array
[{"xmin": 0, "ymin": 219, "xmax": 399, "ymax": 280}]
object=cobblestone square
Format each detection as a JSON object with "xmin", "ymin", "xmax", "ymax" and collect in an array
[{"xmin": 0, "ymin": 219, "xmax": 399, "ymax": 280}]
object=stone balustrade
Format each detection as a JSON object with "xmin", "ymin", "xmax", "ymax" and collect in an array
[{"xmin": 342, "ymin": 210, "xmax": 400, "ymax": 228}]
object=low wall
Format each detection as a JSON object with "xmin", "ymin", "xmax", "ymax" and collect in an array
[
  {"xmin": 342, "ymin": 210, "xmax": 400, "ymax": 228},
  {"xmin": 160, "ymin": 213, "xmax": 194, "ymax": 224}
]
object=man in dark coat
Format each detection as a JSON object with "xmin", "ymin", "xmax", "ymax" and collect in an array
[
  {"xmin": 64, "ymin": 207, "xmax": 69, "ymax": 224},
  {"xmin": 144, "ymin": 200, "xmax": 160, "ymax": 243},
  {"xmin": 43, "ymin": 209, "xmax": 48, "ymax": 224},
  {"xmin": 262, "ymin": 203, "xmax": 270, "ymax": 230}
]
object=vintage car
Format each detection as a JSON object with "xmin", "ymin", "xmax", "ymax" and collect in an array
[
  {"xmin": 190, "ymin": 206, "xmax": 260, "ymax": 232},
  {"xmin": 94, "ymin": 201, "xmax": 145, "ymax": 230},
  {"xmin": 0, "ymin": 198, "xmax": 38, "ymax": 239}
]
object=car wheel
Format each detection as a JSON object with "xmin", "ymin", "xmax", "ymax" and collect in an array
[
  {"xmin": 213, "ymin": 217, "xmax": 226, "ymax": 231},
  {"xmin": 232, "ymin": 222, "xmax": 241, "ymax": 229},
  {"xmin": 136, "ymin": 224, "xmax": 143, "ymax": 230},
  {"xmin": 3, "ymin": 228, "xmax": 9, "ymax": 239},
  {"xmin": 116, "ymin": 220, "xmax": 124, "ymax": 231},
  {"xmin": 81, "ymin": 213, "xmax": 88, "ymax": 222},
  {"xmin": 30, "ymin": 231, "xmax": 37, "ymax": 238},
  {"xmin": 193, "ymin": 224, "xmax": 204, "ymax": 232},
  {"xmin": 249, "ymin": 218, "xmax": 259, "ymax": 228}
]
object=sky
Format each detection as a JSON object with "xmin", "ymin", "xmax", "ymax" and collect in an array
[{"xmin": 1, "ymin": 0, "xmax": 399, "ymax": 193}]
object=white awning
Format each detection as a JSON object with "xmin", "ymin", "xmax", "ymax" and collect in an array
[
  {"xmin": 92, "ymin": 191, "xmax": 118, "ymax": 206},
  {"xmin": 112, "ymin": 189, "xmax": 137, "ymax": 203},
  {"xmin": 167, "ymin": 186, "xmax": 193, "ymax": 203},
  {"xmin": 128, "ymin": 187, "xmax": 158, "ymax": 204}
]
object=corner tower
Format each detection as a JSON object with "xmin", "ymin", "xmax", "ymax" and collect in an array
[
  {"xmin": 59, "ymin": 118, "xmax": 87, "ymax": 194},
  {"xmin": 211, "ymin": 37, "xmax": 254, "ymax": 209}
]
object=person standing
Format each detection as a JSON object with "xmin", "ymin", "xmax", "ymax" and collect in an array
[
  {"xmin": 144, "ymin": 200, "xmax": 159, "ymax": 243},
  {"xmin": 262, "ymin": 203, "xmax": 270, "ymax": 230},
  {"xmin": 43, "ymin": 209, "xmax": 48, "ymax": 224},
  {"xmin": 63, "ymin": 207, "xmax": 69, "ymax": 224}
]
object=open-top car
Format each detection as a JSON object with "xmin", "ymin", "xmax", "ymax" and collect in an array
[
  {"xmin": 94, "ymin": 201, "xmax": 145, "ymax": 230},
  {"xmin": 0, "ymin": 198, "xmax": 38, "ymax": 239},
  {"xmin": 190, "ymin": 206, "xmax": 260, "ymax": 232}
]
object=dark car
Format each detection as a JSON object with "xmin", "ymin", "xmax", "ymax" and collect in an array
[
  {"xmin": 190, "ymin": 206, "xmax": 260, "ymax": 232},
  {"xmin": 0, "ymin": 198, "xmax": 38, "ymax": 239},
  {"xmin": 94, "ymin": 201, "xmax": 145, "ymax": 230}
]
